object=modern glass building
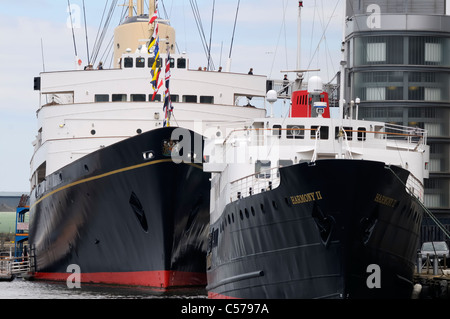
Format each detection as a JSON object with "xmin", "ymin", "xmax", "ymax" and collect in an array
[{"xmin": 343, "ymin": 0, "xmax": 450, "ymax": 236}]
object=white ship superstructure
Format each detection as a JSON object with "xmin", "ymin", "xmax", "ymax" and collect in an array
[{"xmin": 30, "ymin": 2, "xmax": 266, "ymax": 191}]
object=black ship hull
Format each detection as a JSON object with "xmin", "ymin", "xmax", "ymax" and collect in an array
[
  {"xmin": 29, "ymin": 127, "xmax": 210, "ymax": 289},
  {"xmin": 207, "ymin": 160, "xmax": 423, "ymax": 299}
]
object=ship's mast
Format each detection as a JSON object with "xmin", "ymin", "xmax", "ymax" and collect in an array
[
  {"xmin": 137, "ymin": 0, "xmax": 144, "ymax": 16},
  {"xmin": 297, "ymin": 1, "xmax": 303, "ymax": 70},
  {"xmin": 128, "ymin": 0, "xmax": 133, "ymax": 18}
]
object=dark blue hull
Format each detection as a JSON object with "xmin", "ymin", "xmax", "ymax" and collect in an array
[
  {"xmin": 207, "ymin": 160, "xmax": 423, "ymax": 299},
  {"xmin": 29, "ymin": 127, "xmax": 211, "ymax": 288}
]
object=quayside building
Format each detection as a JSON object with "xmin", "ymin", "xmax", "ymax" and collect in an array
[{"xmin": 343, "ymin": 0, "xmax": 450, "ymax": 241}]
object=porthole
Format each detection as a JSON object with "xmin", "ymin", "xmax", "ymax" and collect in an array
[
  {"xmin": 272, "ymin": 200, "xmax": 278, "ymax": 210},
  {"xmin": 91, "ymin": 129, "xmax": 96, "ymax": 135},
  {"xmin": 260, "ymin": 203, "xmax": 265, "ymax": 214},
  {"xmin": 251, "ymin": 206, "xmax": 255, "ymax": 216},
  {"xmin": 285, "ymin": 197, "xmax": 292, "ymax": 207},
  {"xmin": 240, "ymin": 210, "xmax": 244, "ymax": 220},
  {"xmin": 245, "ymin": 208, "xmax": 249, "ymax": 218},
  {"xmin": 137, "ymin": 128, "xmax": 142, "ymax": 134}
]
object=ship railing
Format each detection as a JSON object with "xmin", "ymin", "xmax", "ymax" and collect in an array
[
  {"xmin": 230, "ymin": 167, "xmax": 281, "ymax": 202},
  {"xmin": 0, "ymin": 256, "xmax": 31, "ymax": 277},
  {"xmin": 223, "ymin": 124, "xmax": 427, "ymax": 150},
  {"xmin": 384, "ymin": 123, "xmax": 427, "ymax": 146},
  {"xmin": 406, "ymin": 173, "xmax": 425, "ymax": 203}
]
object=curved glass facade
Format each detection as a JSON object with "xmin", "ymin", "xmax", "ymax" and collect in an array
[{"xmin": 347, "ymin": 26, "xmax": 450, "ymax": 212}]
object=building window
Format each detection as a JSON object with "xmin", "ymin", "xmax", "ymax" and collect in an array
[
  {"xmin": 171, "ymin": 95, "xmax": 179, "ymax": 102},
  {"xmin": 425, "ymin": 43, "xmax": 442, "ymax": 63},
  {"xmin": 367, "ymin": 42, "xmax": 386, "ymax": 62},
  {"xmin": 95, "ymin": 94, "xmax": 109, "ymax": 102},
  {"xmin": 366, "ymin": 87, "xmax": 386, "ymax": 101}
]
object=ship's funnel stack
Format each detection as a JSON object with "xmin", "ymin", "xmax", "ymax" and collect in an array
[{"xmin": 113, "ymin": 0, "xmax": 176, "ymax": 68}]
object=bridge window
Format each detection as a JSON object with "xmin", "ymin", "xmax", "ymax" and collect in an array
[
  {"xmin": 112, "ymin": 94, "xmax": 127, "ymax": 102},
  {"xmin": 287, "ymin": 125, "xmax": 305, "ymax": 139},
  {"xmin": 95, "ymin": 94, "xmax": 109, "ymax": 102},
  {"xmin": 136, "ymin": 57, "xmax": 145, "ymax": 68},
  {"xmin": 335, "ymin": 127, "xmax": 353, "ymax": 140},
  {"xmin": 131, "ymin": 94, "xmax": 146, "ymax": 102},
  {"xmin": 166, "ymin": 57, "xmax": 175, "ymax": 68},
  {"xmin": 149, "ymin": 94, "xmax": 162, "ymax": 102},
  {"xmin": 183, "ymin": 95, "xmax": 197, "ymax": 103},
  {"xmin": 177, "ymin": 58, "xmax": 187, "ymax": 69},
  {"xmin": 148, "ymin": 57, "xmax": 162, "ymax": 69},
  {"xmin": 255, "ymin": 160, "xmax": 271, "ymax": 179},
  {"xmin": 311, "ymin": 126, "xmax": 329, "ymax": 140},
  {"xmin": 273, "ymin": 125, "xmax": 282, "ymax": 138},
  {"xmin": 124, "ymin": 57, "xmax": 133, "ymax": 68},
  {"xmin": 358, "ymin": 127, "xmax": 367, "ymax": 141},
  {"xmin": 200, "ymin": 96, "xmax": 214, "ymax": 104}
]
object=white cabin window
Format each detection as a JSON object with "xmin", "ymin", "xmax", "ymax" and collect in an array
[
  {"xmin": 177, "ymin": 58, "xmax": 187, "ymax": 69},
  {"xmin": 311, "ymin": 126, "xmax": 329, "ymax": 140},
  {"xmin": 287, "ymin": 125, "xmax": 305, "ymax": 139},
  {"xmin": 358, "ymin": 127, "xmax": 367, "ymax": 141},
  {"xmin": 273, "ymin": 125, "xmax": 282, "ymax": 138},
  {"xmin": 148, "ymin": 57, "xmax": 162, "ymax": 69},
  {"xmin": 131, "ymin": 94, "xmax": 146, "ymax": 102},
  {"xmin": 183, "ymin": 95, "xmax": 197, "ymax": 103},
  {"xmin": 112, "ymin": 94, "xmax": 127, "ymax": 102},
  {"xmin": 124, "ymin": 57, "xmax": 133, "ymax": 68},
  {"xmin": 95, "ymin": 94, "xmax": 109, "ymax": 102},
  {"xmin": 136, "ymin": 57, "xmax": 145, "ymax": 68},
  {"xmin": 255, "ymin": 160, "xmax": 271, "ymax": 179},
  {"xmin": 149, "ymin": 94, "xmax": 162, "ymax": 102},
  {"xmin": 335, "ymin": 127, "xmax": 353, "ymax": 140},
  {"xmin": 166, "ymin": 57, "xmax": 175, "ymax": 68},
  {"xmin": 200, "ymin": 96, "xmax": 214, "ymax": 104}
]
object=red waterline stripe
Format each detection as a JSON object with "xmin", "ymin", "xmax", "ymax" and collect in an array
[
  {"xmin": 34, "ymin": 271, "xmax": 206, "ymax": 288},
  {"xmin": 208, "ymin": 291, "xmax": 240, "ymax": 299}
]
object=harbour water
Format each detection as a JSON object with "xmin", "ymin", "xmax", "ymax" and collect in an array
[{"xmin": 0, "ymin": 277, "xmax": 207, "ymax": 299}]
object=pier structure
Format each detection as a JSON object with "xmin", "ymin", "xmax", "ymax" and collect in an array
[{"xmin": 0, "ymin": 195, "xmax": 32, "ymax": 280}]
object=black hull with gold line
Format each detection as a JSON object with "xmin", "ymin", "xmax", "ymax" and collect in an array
[
  {"xmin": 206, "ymin": 160, "xmax": 424, "ymax": 299},
  {"xmin": 29, "ymin": 127, "xmax": 210, "ymax": 289}
]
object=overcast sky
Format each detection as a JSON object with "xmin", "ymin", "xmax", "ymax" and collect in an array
[{"xmin": 0, "ymin": 0, "xmax": 448, "ymax": 192}]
